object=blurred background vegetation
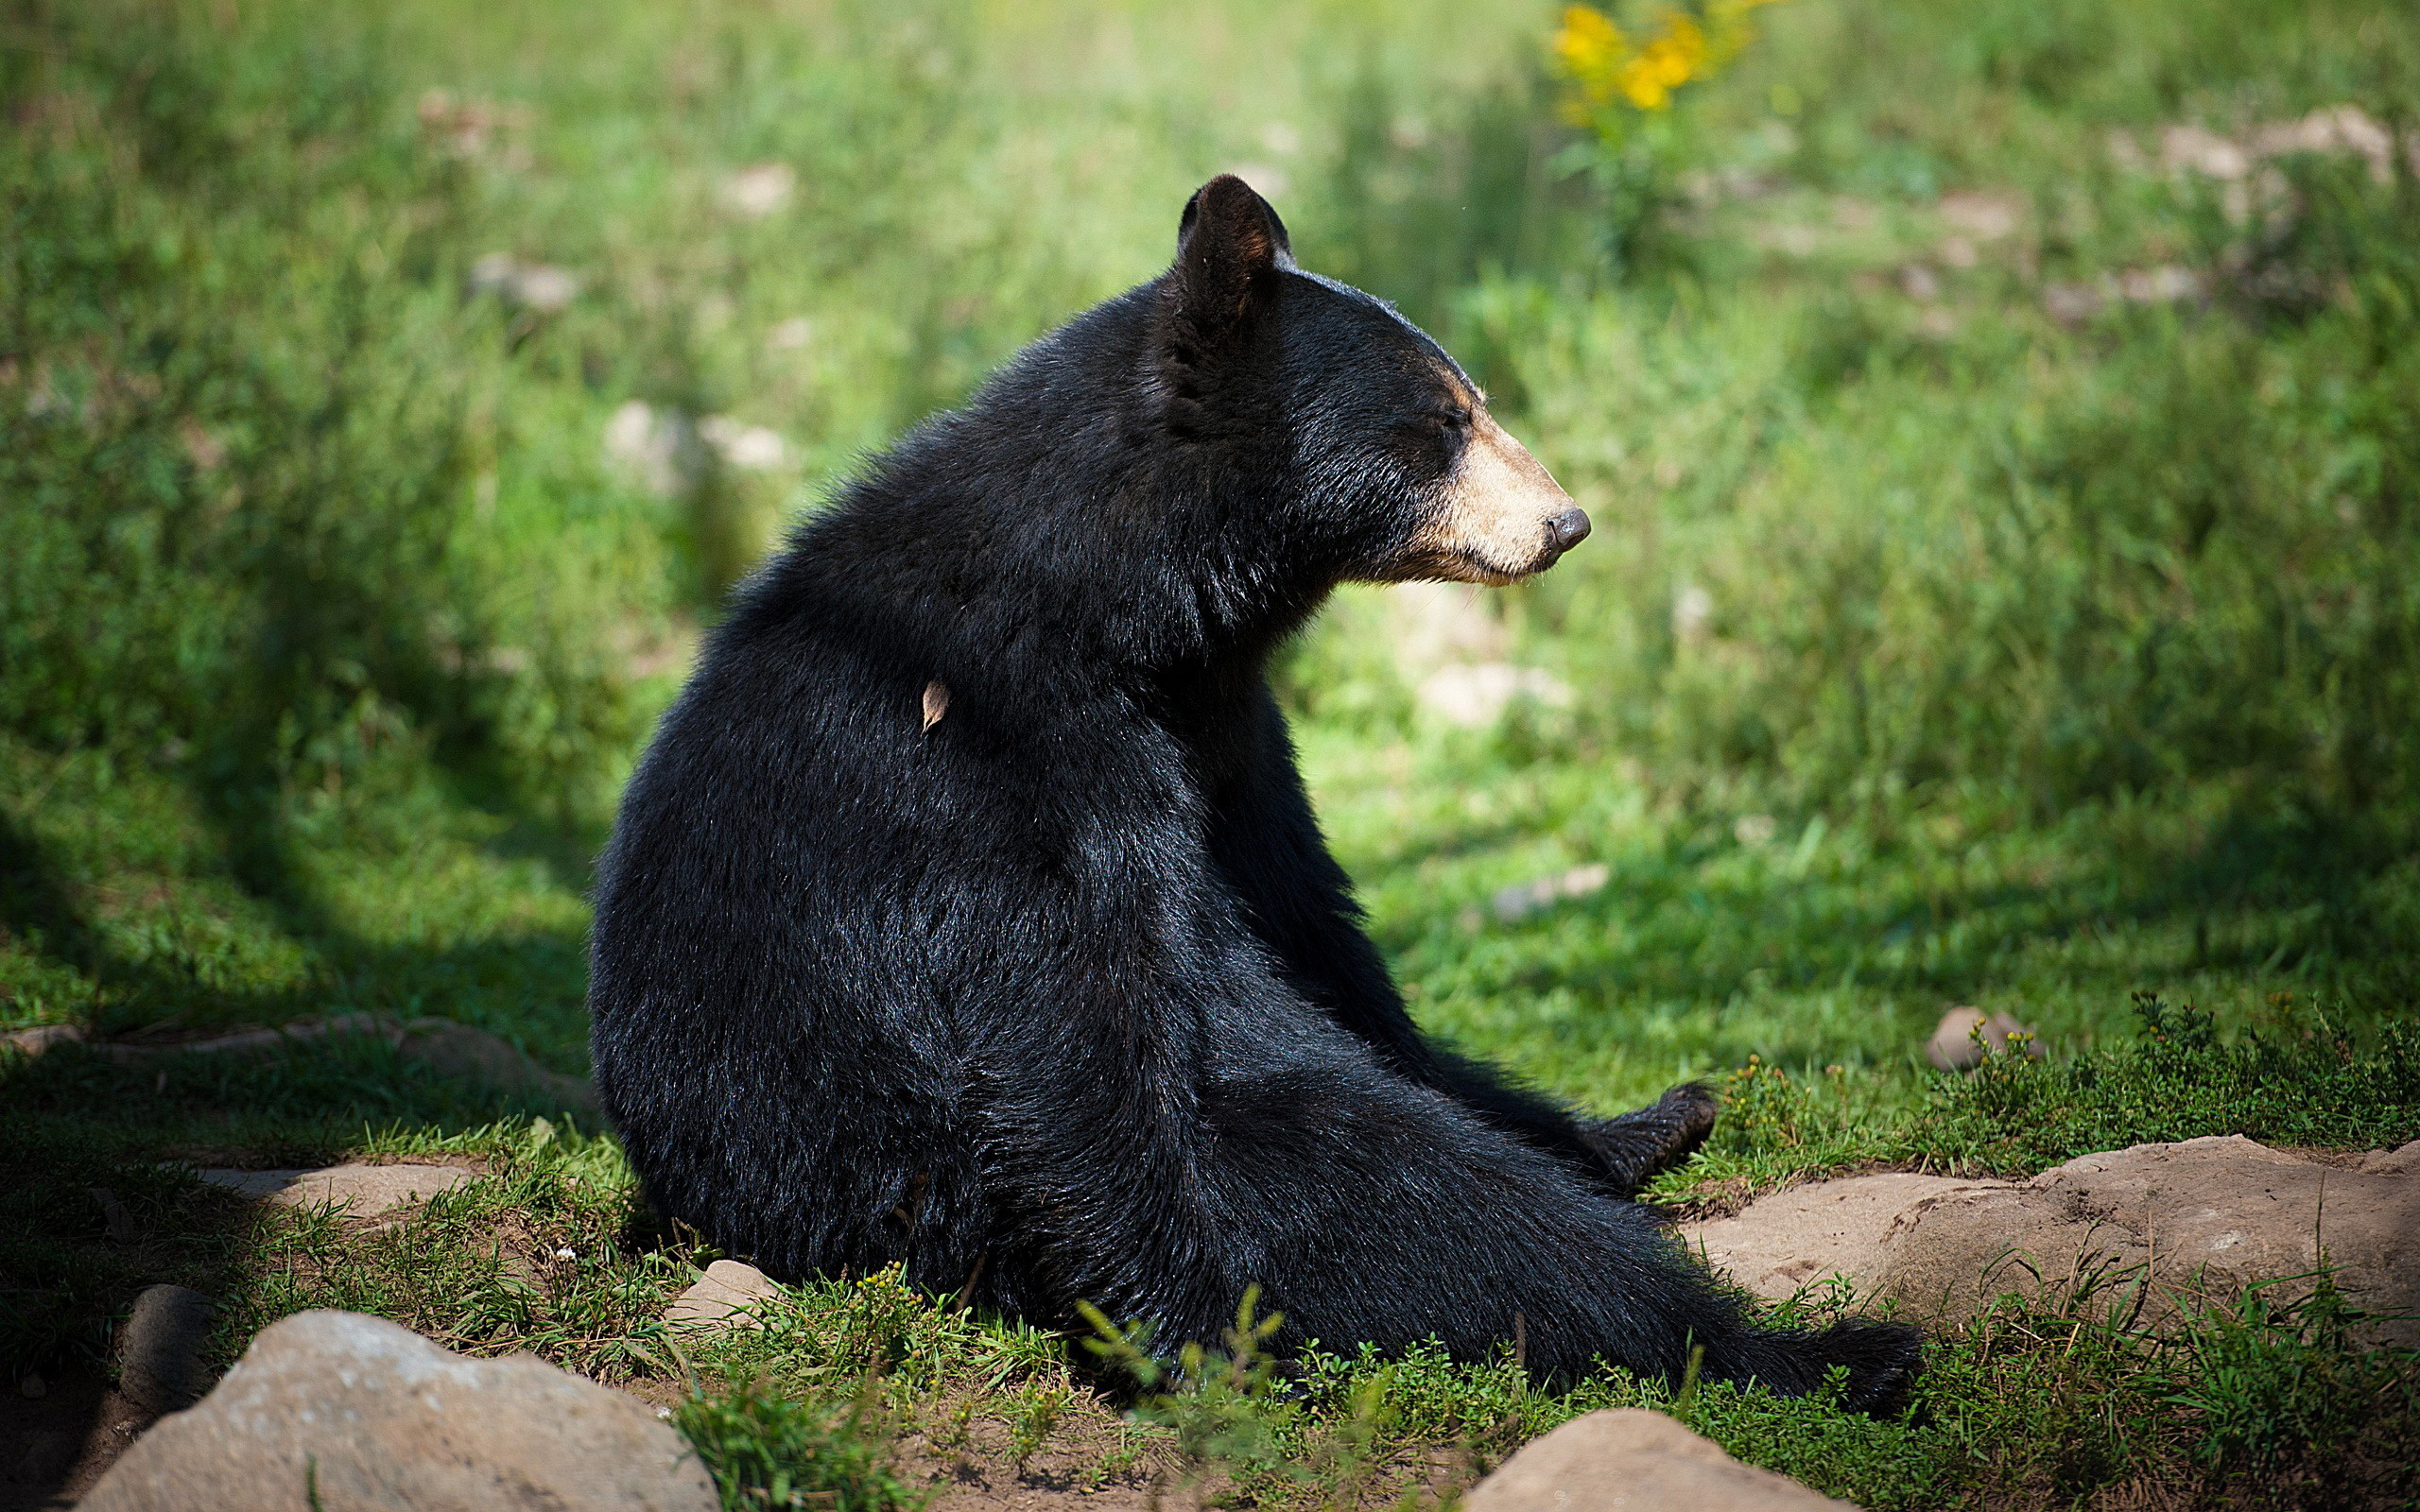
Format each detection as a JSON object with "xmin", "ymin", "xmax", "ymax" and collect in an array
[{"xmin": 5, "ymin": 0, "xmax": 2416, "ymax": 1107}]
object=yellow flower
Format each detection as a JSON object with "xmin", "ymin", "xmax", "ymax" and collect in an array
[
  {"xmin": 1550, "ymin": 5, "xmax": 1630, "ymax": 120},
  {"xmin": 1551, "ymin": 1, "xmax": 1787, "ymax": 126},
  {"xmin": 1552, "ymin": 4, "xmax": 1629, "ymax": 84},
  {"xmin": 1614, "ymin": 10, "xmax": 1706, "ymax": 111}
]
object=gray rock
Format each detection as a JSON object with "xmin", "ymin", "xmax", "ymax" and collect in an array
[
  {"xmin": 1687, "ymin": 1136, "xmax": 2420, "ymax": 1344},
  {"xmin": 1464, "ymin": 1409, "xmax": 1858, "ymax": 1512},
  {"xmin": 2361, "ymin": 1140, "xmax": 2420, "ymax": 1176},
  {"xmin": 1415, "ymin": 662, "xmax": 1572, "ymax": 730},
  {"xmin": 79, "ymin": 1310, "xmax": 717, "ymax": 1512},
  {"xmin": 466, "ymin": 252, "xmax": 579, "ymax": 313},
  {"xmin": 666, "ymin": 1260, "xmax": 783, "ymax": 1332},
  {"xmin": 397, "ymin": 1017, "xmax": 599, "ymax": 1113},
  {"xmin": 1687, "ymin": 1173, "xmax": 1988, "ymax": 1301},
  {"xmin": 117, "ymin": 1284, "xmax": 216, "ymax": 1413},
  {"xmin": 3, "ymin": 1022, "xmax": 86, "ymax": 1058},
  {"xmin": 100, "ymin": 1012, "xmax": 391, "ymax": 1064},
  {"xmin": 1924, "ymin": 1006, "xmax": 2043, "ymax": 1071},
  {"xmin": 193, "ymin": 1162, "xmax": 479, "ymax": 1217},
  {"xmin": 92, "ymin": 1012, "xmax": 596, "ymax": 1112},
  {"xmin": 1487, "ymin": 864, "xmax": 1611, "ymax": 925}
]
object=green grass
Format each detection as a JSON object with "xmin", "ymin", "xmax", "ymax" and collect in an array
[
  {"xmin": 4, "ymin": 1016, "xmax": 2414, "ymax": 1508},
  {"xmin": 7, "ymin": 0, "xmax": 2420, "ymax": 1505}
]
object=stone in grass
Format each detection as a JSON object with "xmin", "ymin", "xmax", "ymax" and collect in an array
[
  {"xmin": 1486, "ymin": 863, "xmax": 1612, "ymax": 926},
  {"xmin": 1464, "ymin": 1409, "xmax": 1858, "ymax": 1512},
  {"xmin": 2, "ymin": 1023, "xmax": 87, "ymax": 1058},
  {"xmin": 86, "ymin": 1011, "xmax": 598, "ymax": 1114},
  {"xmin": 1924, "ymin": 1005, "xmax": 2044, "ymax": 1071},
  {"xmin": 100, "ymin": 1011, "xmax": 392, "ymax": 1063},
  {"xmin": 667, "ymin": 1259, "xmax": 783, "ymax": 1332},
  {"xmin": 1686, "ymin": 1135, "xmax": 2420, "ymax": 1347},
  {"xmin": 396, "ymin": 1016, "xmax": 600, "ymax": 1114},
  {"xmin": 118, "ymin": 1285, "xmax": 216, "ymax": 1413},
  {"xmin": 80, "ymin": 1310, "xmax": 717, "ymax": 1512},
  {"xmin": 193, "ymin": 1162, "xmax": 479, "ymax": 1218}
]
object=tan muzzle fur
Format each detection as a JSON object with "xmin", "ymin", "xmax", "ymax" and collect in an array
[{"xmin": 1390, "ymin": 413, "xmax": 1588, "ymax": 585}]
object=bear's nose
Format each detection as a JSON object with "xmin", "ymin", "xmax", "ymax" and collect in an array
[{"xmin": 1547, "ymin": 507, "xmax": 1593, "ymax": 552}]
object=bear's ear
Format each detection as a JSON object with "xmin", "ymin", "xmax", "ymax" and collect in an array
[{"xmin": 1169, "ymin": 175, "xmax": 1292, "ymax": 340}]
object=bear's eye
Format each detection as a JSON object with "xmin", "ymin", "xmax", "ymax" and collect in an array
[{"xmin": 1386, "ymin": 404, "xmax": 1471, "ymax": 476}]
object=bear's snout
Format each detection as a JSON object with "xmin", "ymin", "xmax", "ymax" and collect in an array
[{"xmin": 1391, "ymin": 413, "xmax": 1587, "ymax": 586}]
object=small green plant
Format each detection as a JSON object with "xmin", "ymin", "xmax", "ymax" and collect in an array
[
  {"xmin": 1080, "ymin": 1285, "xmax": 1293, "ymax": 1480},
  {"xmin": 1001, "ymin": 1378, "xmax": 1071, "ymax": 1470},
  {"xmin": 676, "ymin": 1377, "xmax": 919, "ymax": 1512},
  {"xmin": 2160, "ymin": 1268, "xmax": 2420, "ymax": 1498}
]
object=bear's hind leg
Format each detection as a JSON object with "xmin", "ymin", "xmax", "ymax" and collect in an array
[
  {"xmin": 1188, "ymin": 1060, "xmax": 1920, "ymax": 1409},
  {"xmin": 1578, "ymin": 1082, "xmax": 1720, "ymax": 1197}
]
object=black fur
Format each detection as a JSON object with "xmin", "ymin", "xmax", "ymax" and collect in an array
[{"xmin": 590, "ymin": 177, "xmax": 1921, "ymax": 1409}]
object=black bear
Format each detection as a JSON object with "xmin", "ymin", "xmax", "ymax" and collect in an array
[{"xmin": 591, "ymin": 177, "xmax": 1919, "ymax": 1408}]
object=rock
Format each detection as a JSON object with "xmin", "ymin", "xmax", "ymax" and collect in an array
[
  {"xmin": 194, "ymin": 1162, "xmax": 479, "ymax": 1218},
  {"xmin": 2114, "ymin": 266, "xmax": 2204, "ymax": 304},
  {"xmin": 2042, "ymin": 282, "xmax": 2104, "ymax": 323},
  {"xmin": 1937, "ymin": 190, "xmax": 2020, "ymax": 240},
  {"xmin": 1463, "ymin": 1409, "xmax": 1857, "ymax": 1512},
  {"xmin": 604, "ymin": 400, "xmax": 704, "ymax": 497},
  {"xmin": 1688, "ymin": 1173, "xmax": 1989, "ymax": 1300},
  {"xmin": 3, "ymin": 1022, "xmax": 86, "ymax": 1058},
  {"xmin": 717, "ymin": 162, "xmax": 796, "ymax": 217},
  {"xmin": 1885, "ymin": 1136, "xmax": 2420, "ymax": 1340},
  {"xmin": 765, "ymin": 316, "xmax": 814, "ymax": 352},
  {"xmin": 1923, "ymin": 1007, "xmax": 1989, "ymax": 1068},
  {"xmin": 1733, "ymin": 813, "xmax": 1778, "ymax": 847},
  {"xmin": 396, "ymin": 1017, "xmax": 598, "ymax": 1113},
  {"xmin": 2160, "ymin": 122, "xmax": 2252, "ymax": 179},
  {"xmin": 1487, "ymin": 864, "xmax": 1611, "ymax": 925},
  {"xmin": 695, "ymin": 415, "xmax": 788, "ymax": 472},
  {"xmin": 602, "ymin": 403, "xmax": 786, "ymax": 494},
  {"xmin": 1389, "ymin": 580, "xmax": 1510, "ymax": 677},
  {"xmin": 79, "ymin": 1310, "xmax": 717, "ymax": 1512},
  {"xmin": 117, "ymin": 1285, "xmax": 216, "ymax": 1413},
  {"xmin": 1924, "ymin": 1006, "xmax": 2042, "ymax": 1071},
  {"xmin": 2360, "ymin": 1140, "xmax": 2420, "ymax": 1176},
  {"xmin": 1672, "ymin": 583, "xmax": 1715, "ymax": 642},
  {"xmin": 466, "ymin": 252, "xmax": 579, "ymax": 313},
  {"xmin": 1686, "ymin": 1136, "xmax": 2420, "ymax": 1345},
  {"xmin": 667, "ymin": 1260, "xmax": 783, "ymax": 1332},
  {"xmin": 89, "ymin": 1013, "xmax": 596, "ymax": 1110},
  {"xmin": 98, "ymin": 1012, "xmax": 390, "ymax": 1064},
  {"xmin": 128, "ymin": 1024, "xmax": 289, "ymax": 1057},
  {"xmin": 1416, "ymin": 662, "xmax": 1572, "ymax": 729}
]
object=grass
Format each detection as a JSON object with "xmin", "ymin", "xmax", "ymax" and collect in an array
[
  {"xmin": 4, "ymin": 1015, "xmax": 2415, "ymax": 1508},
  {"xmin": 6, "ymin": 0, "xmax": 2420, "ymax": 1505}
]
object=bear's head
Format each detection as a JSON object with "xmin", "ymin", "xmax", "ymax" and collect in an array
[{"xmin": 1155, "ymin": 175, "xmax": 1590, "ymax": 591}]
